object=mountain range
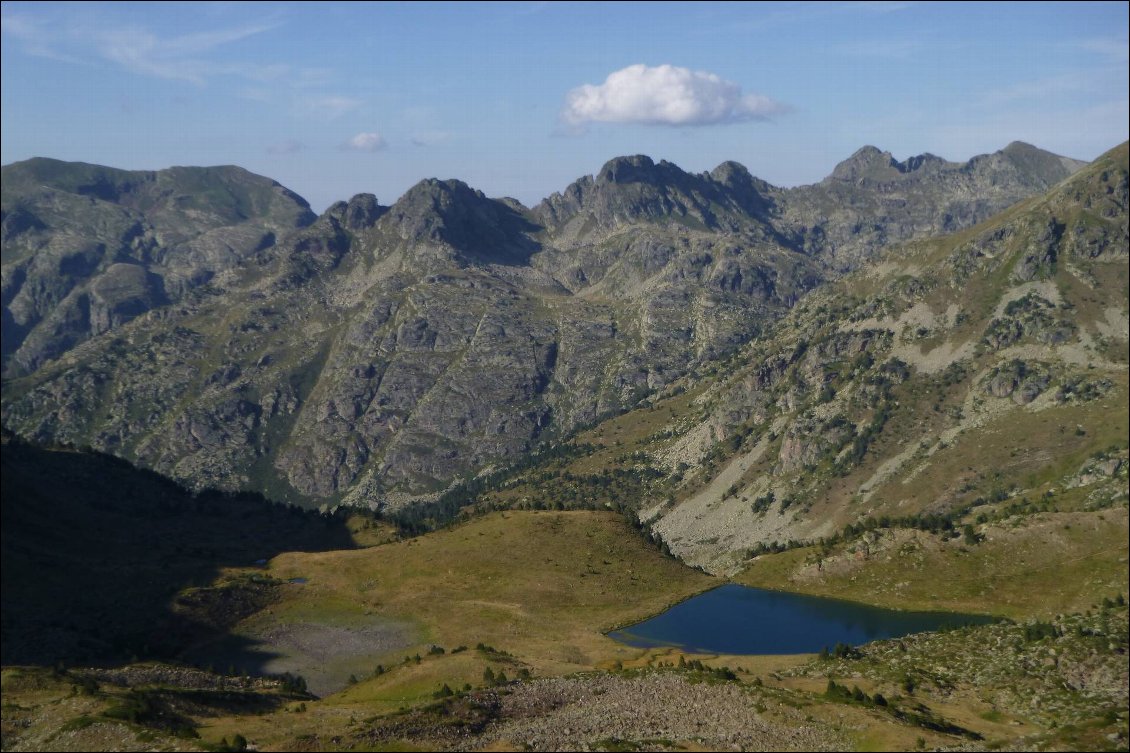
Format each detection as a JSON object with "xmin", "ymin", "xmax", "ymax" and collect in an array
[
  {"xmin": 1, "ymin": 142, "xmax": 1095, "ymax": 518},
  {"xmin": 2, "ymin": 140, "xmax": 1126, "ymax": 752}
]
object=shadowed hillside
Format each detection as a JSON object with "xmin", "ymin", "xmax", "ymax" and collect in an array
[{"xmin": 0, "ymin": 432, "xmax": 354, "ymax": 666}]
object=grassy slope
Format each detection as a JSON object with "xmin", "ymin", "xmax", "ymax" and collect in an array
[
  {"xmin": 735, "ymin": 508, "xmax": 1129, "ymax": 618},
  {"xmin": 181, "ymin": 510, "xmax": 717, "ymax": 749},
  {"xmin": 258, "ymin": 510, "xmax": 714, "ymax": 680}
]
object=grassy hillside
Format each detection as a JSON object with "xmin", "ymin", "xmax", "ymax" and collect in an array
[
  {"xmin": 203, "ymin": 510, "xmax": 715, "ymax": 699},
  {"xmin": 736, "ymin": 507, "xmax": 1128, "ymax": 618}
]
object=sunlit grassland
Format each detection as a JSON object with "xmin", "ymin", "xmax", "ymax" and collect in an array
[
  {"xmin": 263, "ymin": 510, "xmax": 712, "ymax": 663},
  {"xmin": 736, "ymin": 506, "xmax": 1128, "ymax": 618}
]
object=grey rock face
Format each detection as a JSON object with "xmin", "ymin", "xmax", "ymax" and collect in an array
[
  {"xmin": 326, "ymin": 193, "xmax": 386, "ymax": 231},
  {"xmin": 984, "ymin": 360, "xmax": 1051, "ymax": 403},
  {"xmin": 1, "ymin": 158, "xmax": 315, "ymax": 375}
]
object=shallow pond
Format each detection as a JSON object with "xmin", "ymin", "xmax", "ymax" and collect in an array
[{"xmin": 609, "ymin": 583, "xmax": 995, "ymax": 654}]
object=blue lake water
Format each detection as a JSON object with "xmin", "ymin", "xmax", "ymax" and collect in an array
[{"xmin": 608, "ymin": 583, "xmax": 996, "ymax": 654}]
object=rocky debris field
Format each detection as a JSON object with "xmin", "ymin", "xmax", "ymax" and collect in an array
[
  {"xmin": 83, "ymin": 664, "xmax": 283, "ymax": 693},
  {"xmin": 364, "ymin": 670, "xmax": 848, "ymax": 751},
  {"xmin": 787, "ymin": 604, "xmax": 1130, "ymax": 749}
]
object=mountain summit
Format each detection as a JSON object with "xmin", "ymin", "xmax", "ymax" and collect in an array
[{"xmin": 827, "ymin": 145, "xmax": 951, "ymax": 183}]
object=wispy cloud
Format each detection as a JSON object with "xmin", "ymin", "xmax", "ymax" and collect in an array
[
  {"xmin": 299, "ymin": 95, "xmax": 363, "ymax": 120},
  {"xmin": 1, "ymin": 8, "xmax": 286, "ymax": 86},
  {"xmin": 267, "ymin": 139, "xmax": 306, "ymax": 155},
  {"xmin": 1075, "ymin": 37, "xmax": 1129, "ymax": 64},
  {"xmin": 561, "ymin": 64, "xmax": 789, "ymax": 131},
  {"xmin": 0, "ymin": 10, "xmax": 86, "ymax": 63},
  {"xmin": 340, "ymin": 132, "xmax": 387, "ymax": 152},
  {"xmin": 94, "ymin": 24, "xmax": 291, "ymax": 85},
  {"xmin": 160, "ymin": 22, "xmax": 278, "ymax": 57},
  {"xmin": 832, "ymin": 39, "xmax": 922, "ymax": 59},
  {"xmin": 2, "ymin": 6, "xmax": 370, "ymax": 138},
  {"xmin": 982, "ymin": 71, "xmax": 1100, "ymax": 104},
  {"xmin": 410, "ymin": 130, "xmax": 454, "ymax": 147}
]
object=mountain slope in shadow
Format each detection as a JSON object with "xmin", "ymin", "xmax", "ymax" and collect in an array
[{"xmin": 0, "ymin": 432, "xmax": 354, "ymax": 666}]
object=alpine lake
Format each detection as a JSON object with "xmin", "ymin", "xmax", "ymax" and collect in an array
[{"xmin": 608, "ymin": 583, "xmax": 996, "ymax": 655}]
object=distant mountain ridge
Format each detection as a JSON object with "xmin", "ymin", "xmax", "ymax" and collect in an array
[
  {"xmin": 0, "ymin": 142, "xmax": 1094, "ymax": 508},
  {"xmin": 2, "ymin": 158, "xmax": 315, "ymax": 374}
]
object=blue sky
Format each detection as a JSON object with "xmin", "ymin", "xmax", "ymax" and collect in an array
[{"xmin": 2, "ymin": 1, "xmax": 1127, "ymax": 211}]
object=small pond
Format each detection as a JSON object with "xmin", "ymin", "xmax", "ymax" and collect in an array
[{"xmin": 609, "ymin": 584, "xmax": 996, "ymax": 655}]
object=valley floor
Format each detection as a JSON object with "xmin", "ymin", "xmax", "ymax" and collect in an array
[{"xmin": 3, "ymin": 510, "xmax": 1127, "ymax": 752}]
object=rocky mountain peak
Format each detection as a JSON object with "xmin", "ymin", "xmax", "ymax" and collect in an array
[
  {"xmin": 991, "ymin": 141, "xmax": 1088, "ymax": 184},
  {"xmin": 710, "ymin": 161, "xmax": 772, "ymax": 219},
  {"xmin": 897, "ymin": 152, "xmax": 947, "ymax": 173},
  {"xmin": 383, "ymin": 178, "xmax": 539, "ymax": 266},
  {"xmin": 325, "ymin": 193, "xmax": 386, "ymax": 231},
  {"xmin": 827, "ymin": 147, "xmax": 949, "ymax": 184},
  {"xmin": 596, "ymin": 155, "xmax": 660, "ymax": 184},
  {"xmin": 1, "ymin": 158, "xmax": 317, "ymax": 230},
  {"xmin": 0, "ymin": 158, "xmax": 319, "ymax": 374},
  {"xmin": 828, "ymin": 145, "xmax": 897, "ymax": 183},
  {"xmin": 537, "ymin": 155, "xmax": 773, "ymax": 236},
  {"xmin": 709, "ymin": 160, "xmax": 754, "ymax": 187}
]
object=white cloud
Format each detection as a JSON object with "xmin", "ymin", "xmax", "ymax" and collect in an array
[
  {"xmin": 341, "ymin": 132, "xmax": 387, "ymax": 152},
  {"xmin": 561, "ymin": 64, "xmax": 788, "ymax": 129}
]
